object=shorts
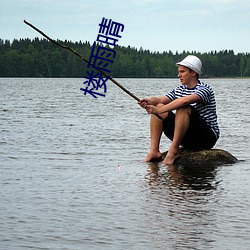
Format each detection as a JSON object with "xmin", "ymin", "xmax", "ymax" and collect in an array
[{"xmin": 162, "ymin": 106, "xmax": 217, "ymax": 150}]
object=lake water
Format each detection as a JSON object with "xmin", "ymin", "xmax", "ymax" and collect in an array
[{"xmin": 1, "ymin": 78, "xmax": 250, "ymax": 250}]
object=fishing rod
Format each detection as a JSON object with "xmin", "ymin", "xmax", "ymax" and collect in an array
[{"xmin": 23, "ymin": 20, "xmax": 163, "ymax": 120}]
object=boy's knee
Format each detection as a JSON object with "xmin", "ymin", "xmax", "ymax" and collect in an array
[
  {"xmin": 155, "ymin": 103, "xmax": 165, "ymax": 108},
  {"xmin": 176, "ymin": 106, "xmax": 192, "ymax": 116}
]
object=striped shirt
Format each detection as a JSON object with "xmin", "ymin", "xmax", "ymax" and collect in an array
[{"xmin": 166, "ymin": 80, "xmax": 220, "ymax": 139}]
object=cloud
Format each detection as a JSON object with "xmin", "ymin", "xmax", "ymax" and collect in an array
[
  {"xmin": 79, "ymin": 3, "xmax": 90, "ymax": 10},
  {"xmin": 198, "ymin": 0, "xmax": 250, "ymax": 10},
  {"xmin": 134, "ymin": 0, "xmax": 168, "ymax": 5}
]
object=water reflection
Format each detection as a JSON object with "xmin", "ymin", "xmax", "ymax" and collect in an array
[
  {"xmin": 144, "ymin": 162, "xmax": 221, "ymax": 249},
  {"xmin": 147, "ymin": 162, "xmax": 219, "ymax": 191}
]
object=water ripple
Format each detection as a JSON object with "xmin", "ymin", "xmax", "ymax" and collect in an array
[{"xmin": 0, "ymin": 78, "xmax": 250, "ymax": 249}]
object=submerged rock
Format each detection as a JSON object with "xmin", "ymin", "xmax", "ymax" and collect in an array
[{"xmin": 161, "ymin": 148, "xmax": 238, "ymax": 166}]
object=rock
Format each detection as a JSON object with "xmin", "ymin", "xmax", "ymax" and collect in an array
[{"xmin": 161, "ymin": 148, "xmax": 238, "ymax": 166}]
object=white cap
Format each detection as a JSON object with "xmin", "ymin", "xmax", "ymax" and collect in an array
[{"xmin": 176, "ymin": 55, "xmax": 202, "ymax": 75}]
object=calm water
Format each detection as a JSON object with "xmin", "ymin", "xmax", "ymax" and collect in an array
[{"xmin": 1, "ymin": 78, "xmax": 250, "ymax": 250}]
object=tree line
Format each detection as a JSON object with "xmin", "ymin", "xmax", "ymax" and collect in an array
[{"xmin": 0, "ymin": 38, "xmax": 250, "ymax": 78}]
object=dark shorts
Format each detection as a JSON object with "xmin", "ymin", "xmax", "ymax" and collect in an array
[{"xmin": 163, "ymin": 107, "xmax": 217, "ymax": 150}]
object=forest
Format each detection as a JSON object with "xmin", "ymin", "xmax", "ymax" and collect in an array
[{"xmin": 0, "ymin": 38, "xmax": 250, "ymax": 78}]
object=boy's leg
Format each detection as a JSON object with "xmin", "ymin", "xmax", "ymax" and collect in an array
[
  {"xmin": 180, "ymin": 107, "xmax": 217, "ymax": 150},
  {"xmin": 144, "ymin": 104, "xmax": 169, "ymax": 162},
  {"xmin": 163, "ymin": 106, "xmax": 191, "ymax": 164}
]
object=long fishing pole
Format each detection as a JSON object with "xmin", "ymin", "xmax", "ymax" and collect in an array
[{"xmin": 23, "ymin": 20, "xmax": 163, "ymax": 120}]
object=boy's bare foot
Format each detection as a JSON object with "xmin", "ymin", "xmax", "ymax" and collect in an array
[
  {"xmin": 163, "ymin": 149, "xmax": 179, "ymax": 165},
  {"xmin": 144, "ymin": 151, "xmax": 162, "ymax": 162}
]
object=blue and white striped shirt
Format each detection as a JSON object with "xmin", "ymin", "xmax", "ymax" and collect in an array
[{"xmin": 166, "ymin": 80, "xmax": 220, "ymax": 139}]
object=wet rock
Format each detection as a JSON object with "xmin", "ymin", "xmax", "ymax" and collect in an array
[{"xmin": 162, "ymin": 148, "xmax": 238, "ymax": 166}]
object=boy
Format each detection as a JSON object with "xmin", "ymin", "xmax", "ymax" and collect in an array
[{"xmin": 139, "ymin": 55, "xmax": 219, "ymax": 164}]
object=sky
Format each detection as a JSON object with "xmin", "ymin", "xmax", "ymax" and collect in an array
[{"xmin": 1, "ymin": 0, "xmax": 250, "ymax": 53}]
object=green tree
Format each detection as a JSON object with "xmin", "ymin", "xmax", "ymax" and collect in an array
[
  {"xmin": 0, "ymin": 37, "xmax": 249, "ymax": 78},
  {"xmin": 244, "ymin": 56, "xmax": 250, "ymax": 76}
]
